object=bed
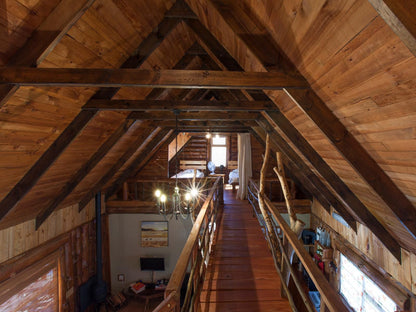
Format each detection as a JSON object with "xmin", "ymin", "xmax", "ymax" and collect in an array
[
  {"xmin": 171, "ymin": 169, "xmax": 204, "ymax": 179},
  {"xmin": 227, "ymin": 160, "xmax": 239, "ymax": 190},
  {"xmin": 170, "ymin": 160, "xmax": 206, "ymax": 178}
]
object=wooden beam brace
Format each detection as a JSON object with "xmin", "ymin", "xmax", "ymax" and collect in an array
[
  {"xmin": 0, "ymin": 110, "xmax": 97, "ymax": 221},
  {"xmin": 105, "ymin": 129, "xmax": 173, "ymax": 198},
  {"xmin": 0, "ymin": 0, "xmax": 95, "ymax": 106},
  {"xmin": 262, "ymin": 112, "xmax": 402, "ymax": 260},
  {"xmin": 83, "ymin": 99, "xmax": 275, "ymax": 111},
  {"xmin": 77, "ymin": 125, "xmax": 157, "ymax": 211},
  {"xmin": 367, "ymin": 0, "xmax": 416, "ymax": 56},
  {"xmin": 285, "ymin": 89, "xmax": 416, "ymax": 241},
  {"xmin": 0, "ymin": 68, "xmax": 308, "ymax": 89},
  {"xmin": 35, "ymin": 119, "xmax": 135, "ymax": 228},
  {"xmin": 127, "ymin": 111, "xmax": 260, "ymax": 121}
]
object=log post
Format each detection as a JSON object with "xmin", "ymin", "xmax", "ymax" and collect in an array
[
  {"xmin": 274, "ymin": 152, "xmax": 305, "ymax": 295},
  {"xmin": 258, "ymin": 134, "xmax": 282, "ymax": 265}
]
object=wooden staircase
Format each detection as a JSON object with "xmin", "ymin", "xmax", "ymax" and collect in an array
[{"xmin": 199, "ymin": 190, "xmax": 292, "ymax": 311}]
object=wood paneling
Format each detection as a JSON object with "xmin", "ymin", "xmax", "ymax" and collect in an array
[{"xmin": 312, "ymin": 199, "xmax": 416, "ymax": 295}]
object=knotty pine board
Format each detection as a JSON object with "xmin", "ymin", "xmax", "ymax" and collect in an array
[
  {"xmin": 63, "ymin": 122, "xmax": 152, "ymax": 206},
  {"xmin": 0, "ymin": 0, "xmax": 60, "ymax": 64},
  {"xmin": 312, "ymin": 200, "xmax": 416, "ymax": 295},
  {"xmin": 0, "ymin": 112, "xmax": 129, "ymax": 229}
]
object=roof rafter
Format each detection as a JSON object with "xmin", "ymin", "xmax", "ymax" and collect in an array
[
  {"xmin": 0, "ymin": 0, "xmax": 96, "ymax": 106},
  {"xmin": 204, "ymin": 0, "xmax": 411, "ymax": 257},
  {"xmin": 0, "ymin": 110, "xmax": 97, "ymax": 222},
  {"xmin": 367, "ymin": 0, "xmax": 416, "ymax": 56},
  {"xmin": 78, "ymin": 124, "xmax": 157, "ymax": 211},
  {"xmin": 106, "ymin": 129, "xmax": 174, "ymax": 199},
  {"xmin": 35, "ymin": 119, "xmax": 136, "ymax": 229}
]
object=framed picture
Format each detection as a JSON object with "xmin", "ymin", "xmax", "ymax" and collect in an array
[{"xmin": 141, "ymin": 221, "xmax": 168, "ymax": 247}]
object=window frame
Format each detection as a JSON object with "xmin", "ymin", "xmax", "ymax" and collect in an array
[
  {"xmin": 0, "ymin": 250, "xmax": 63, "ymax": 311},
  {"xmin": 339, "ymin": 253, "xmax": 398, "ymax": 312},
  {"xmin": 210, "ymin": 135, "xmax": 229, "ymax": 168}
]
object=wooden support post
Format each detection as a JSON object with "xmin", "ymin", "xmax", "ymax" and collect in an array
[{"xmin": 274, "ymin": 152, "xmax": 305, "ymax": 296}]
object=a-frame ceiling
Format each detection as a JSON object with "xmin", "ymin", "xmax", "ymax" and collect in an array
[{"xmin": 0, "ymin": 0, "xmax": 415, "ymax": 264}]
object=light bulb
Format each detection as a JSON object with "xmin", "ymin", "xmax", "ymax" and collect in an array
[
  {"xmin": 155, "ymin": 189, "xmax": 161, "ymax": 198},
  {"xmin": 185, "ymin": 193, "xmax": 191, "ymax": 201},
  {"xmin": 160, "ymin": 194, "xmax": 167, "ymax": 203},
  {"xmin": 190, "ymin": 188, "xmax": 198, "ymax": 197},
  {"xmin": 205, "ymin": 133, "xmax": 211, "ymax": 139}
]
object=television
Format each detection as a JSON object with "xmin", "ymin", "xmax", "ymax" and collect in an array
[{"xmin": 140, "ymin": 257, "xmax": 165, "ymax": 271}]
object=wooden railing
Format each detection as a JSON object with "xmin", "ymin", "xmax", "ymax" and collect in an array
[
  {"xmin": 248, "ymin": 179, "xmax": 351, "ymax": 312},
  {"xmin": 153, "ymin": 177, "xmax": 223, "ymax": 312}
]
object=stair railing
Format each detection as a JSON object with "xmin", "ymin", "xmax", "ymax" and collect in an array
[{"xmin": 153, "ymin": 177, "xmax": 223, "ymax": 312}]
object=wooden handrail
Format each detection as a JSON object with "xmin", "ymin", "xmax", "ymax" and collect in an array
[
  {"xmin": 153, "ymin": 177, "xmax": 223, "ymax": 311},
  {"xmin": 261, "ymin": 193, "xmax": 352, "ymax": 312}
]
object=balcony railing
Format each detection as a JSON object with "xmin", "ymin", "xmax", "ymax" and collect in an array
[{"xmin": 153, "ymin": 176, "xmax": 223, "ymax": 312}]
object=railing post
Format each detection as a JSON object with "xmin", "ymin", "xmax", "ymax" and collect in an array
[{"xmin": 218, "ymin": 176, "xmax": 224, "ymax": 205}]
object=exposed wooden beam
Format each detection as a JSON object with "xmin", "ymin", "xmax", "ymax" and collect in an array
[
  {"xmin": 251, "ymin": 125, "xmax": 349, "ymax": 221},
  {"xmin": 91, "ymin": 3, "xmax": 183, "ymax": 100},
  {"xmin": 83, "ymin": 99, "xmax": 275, "ymax": 111},
  {"xmin": 185, "ymin": 15, "xmax": 356, "ymax": 227},
  {"xmin": 204, "ymin": 0, "xmax": 409, "ymax": 257},
  {"xmin": 105, "ymin": 129, "xmax": 173, "ymax": 198},
  {"xmin": 262, "ymin": 112, "xmax": 402, "ymax": 260},
  {"xmin": 127, "ymin": 111, "xmax": 260, "ymax": 121},
  {"xmin": 367, "ymin": 0, "xmax": 416, "ymax": 56},
  {"xmin": 285, "ymin": 89, "xmax": 416, "ymax": 241},
  {"xmin": 0, "ymin": 68, "xmax": 307, "ymax": 89},
  {"xmin": 77, "ymin": 125, "xmax": 157, "ymax": 211},
  {"xmin": 0, "ymin": 0, "xmax": 96, "ymax": 106},
  {"xmin": 0, "ymin": 110, "xmax": 97, "ymax": 221},
  {"xmin": 35, "ymin": 119, "xmax": 135, "ymax": 229}
]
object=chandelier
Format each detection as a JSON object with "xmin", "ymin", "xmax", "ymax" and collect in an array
[{"xmin": 154, "ymin": 110, "xmax": 199, "ymax": 220}]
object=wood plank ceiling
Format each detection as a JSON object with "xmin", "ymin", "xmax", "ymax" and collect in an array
[{"xmin": 0, "ymin": 0, "xmax": 415, "ymax": 263}]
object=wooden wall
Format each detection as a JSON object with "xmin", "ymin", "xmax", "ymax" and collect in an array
[
  {"xmin": 0, "ymin": 199, "xmax": 110, "ymax": 311},
  {"xmin": 312, "ymin": 200, "xmax": 416, "ymax": 296},
  {"xmin": 136, "ymin": 144, "xmax": 169, "ymax": 179},
  {"xmin": 186, "ymin": 0, "xmax": 416, "ymax": 254}
]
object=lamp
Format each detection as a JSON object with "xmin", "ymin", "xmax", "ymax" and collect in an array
[{"xmin": 155, "ymin": 110, "xmax": 199, "ymax": 220}]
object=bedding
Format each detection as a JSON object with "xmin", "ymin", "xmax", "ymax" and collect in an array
[
  {"xmin": 171, "ymin": 169, "xmax": 204, "ymax": 179},
  {"xmin": 228, "ymin": 169, "xmax": 239, "ymax": 184}
]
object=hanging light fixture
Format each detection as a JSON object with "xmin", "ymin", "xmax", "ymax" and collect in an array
[{"xmin": 155, "ymin": 110, "xmax": 199, "ymax": 220}]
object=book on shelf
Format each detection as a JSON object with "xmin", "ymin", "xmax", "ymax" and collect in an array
[{"xmin": 130, "ymin": 282, "xmax": 146, "ymax": 294}]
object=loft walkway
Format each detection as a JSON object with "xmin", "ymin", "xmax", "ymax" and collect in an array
[{"xmin": 199, "ymin": 189, "xmax": 292, "ymax": 312}]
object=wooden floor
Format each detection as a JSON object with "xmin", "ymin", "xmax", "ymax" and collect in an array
[{"xmin": 199, "ymin": 190, "xmax": 292, "ymax": 312}]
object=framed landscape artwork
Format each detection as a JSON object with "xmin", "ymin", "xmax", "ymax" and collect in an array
[{"xmin": 141, "ymin": 221, "xmax": 168, "ymax": 247}]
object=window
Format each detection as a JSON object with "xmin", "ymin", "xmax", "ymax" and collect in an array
[
  {"xmin": 340, "ymin": 254, "xmax": 396, "ymax": 312},
  {"xmin": 211, "ymin": 136, "xmax": 227, "ymax": 167},
  {"xmin": 0, "ymin": 253, "xmax": 61, "ymax": 312}
]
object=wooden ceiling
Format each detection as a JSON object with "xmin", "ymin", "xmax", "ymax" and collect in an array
[{"xmin": 0, "ymin": 0, "xmax": 415, "ymax": 263}]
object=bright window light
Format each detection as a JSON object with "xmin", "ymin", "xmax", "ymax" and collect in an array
[
  {"xmin": 212, "ymin": 136, "xmax": 226, "ymax": 145},
  {"xmin": 211, "ymin": 146, "xmax": 226, "ymax": 167},
  {"xmin": 340, "ymin": 254, "xmax": 396, "ymax": 312}
]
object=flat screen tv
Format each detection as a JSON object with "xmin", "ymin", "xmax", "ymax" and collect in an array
[{"xmin": 140, "ymin": 257, "xmax": 165, "ymax": 271}]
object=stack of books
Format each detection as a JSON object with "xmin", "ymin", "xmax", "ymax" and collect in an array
[{"xmin": 130, "ymin": 281, "xmax": 146, "ymax": 294}]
